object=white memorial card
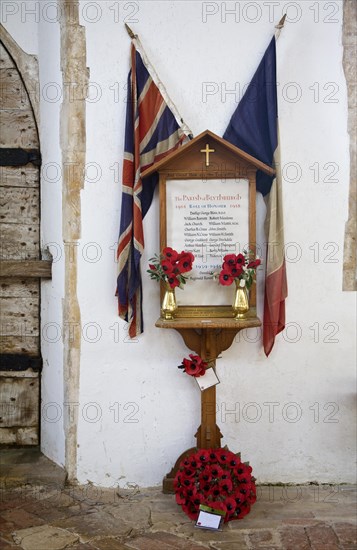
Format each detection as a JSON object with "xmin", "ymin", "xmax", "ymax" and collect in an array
[
  {"xmin": 195, "ymin": 505, "xmax": 226, "ymax": 530},
  {"xmin": 195, "ymin": 368, "xmax": 220, "ymax": 391},
  {"xmin": 166, "ymin": 179, "xmax": 249, "ymax": 306}
]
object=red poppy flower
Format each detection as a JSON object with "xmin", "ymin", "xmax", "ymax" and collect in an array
[
  {"xmin": 149, "ymin": 264, "xmax": 157, "ymax": 271},
  {"xmin": 208, "ymin": 450, "xmax": 219, "ymax": 463},
  {"xmin": 177, "ymin": 252, "xmax": 195, "ymax": 273},
  {"xmin": 235, "ymin": 464, "xmax": 252, "ymax": 481},
  {"xmin": 161, "ymin": 259, "xmax": 174, "ymax": 274},
  {"xmin": 236, "ymin": 487, "xmax": 249, "ymax": 502},
  {"xmin": 199, "ymin": 480, "xmax": 212, "ymax": 494},
  {"xmin": 173, "ymin": 474, "xmax": 182, "ymax": 490},
  {"xmin": 182, "ymin": 503, "xmax": 198, "ymax": 521},
  {"xmin": 177, "ymin": 259, "xmax": 193, "ymax": 273},
  {"xmin": 220, "ymin": 261, "xmax": 233, "ymax": 272},
  {"xmin": 167, "ymin": 275, "xmax": 180, "ymax": 288},
  {"xmin": 229, "ymin": 456, "xmax": 241, "ymax": 468},
  {"xmin": 247, "ymin": 258, "xmax": 261, "ymax": 269},
  {"xmin": 163, "ymin": 247, "xmax": 178, "ymax": 262},
  {"xmin": 199, "ymin": 470, "xmax": 213, "ymax": 486},
  {"xmin": 192, "ymin": 355, "xmax": 207, "ymax": 373},
  {"xmin": 209, "ymin": 464, "xmax": 224, "ymax": 479},
  {"xmin": 175, "ymin": 492, "xmax": 186, "ymax": 505},
  {"xmin": 191, "ymin": 492, "xmax": 205, "ymax": 508},
  {"xmin": 181, "ymin": 477, "xmax": 194, "ymax": 490},
  {"xmin": 189, "ymin": 458, "xmax": 201, "ymax": 470},
  {"xmin": 216, "ymin": 449, "xmax": 229, "ymax": 464},
  {"xmin": 225, "ymin": 497, "xmax": 237, "ymax": 515},
  {"xmin": 196, "ymin": 449, "xmax": 210, "ymax": 464},
  {"xmin": 219, "ymin": 478, "xmax": 233, "ymax": 493},
  {"xmin": 206, "ymin": 485, "xmax": 222, "ymax": 500},
  {"xmin": 236, "ymin": 253, "xmax": 246, "ymax": 266},
  {"xmin": 231, "ymin": 265, "xmax": 244, "ymax": 278},
  {"xmin": 223, "ymin": 254, "xmax": 237, "ymax": 266},
  {"xmin": 178, "ymin": 251, "xmax": 195, "ymax": 262},
  {"xmin": 219, "ymin": 269, "xmax": 234, "ymax": 286},
  {"xmin": 182, "ymin": 355, "xmax": 206, "ymax": 377},
  {"xmin": 236, "ymin": 502, "xmax": 251, "ymax": 519}
]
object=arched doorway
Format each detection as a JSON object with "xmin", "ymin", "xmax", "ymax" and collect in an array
[{"xmin": 0, "ymin": 39, "xmax": 50, "ymax": 445}]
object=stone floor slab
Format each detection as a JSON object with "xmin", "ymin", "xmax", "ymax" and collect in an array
[
  {"xmin": 103, "ymin": 502, "xmax": 151, "ymax": 531},
  {"xmin": 332, "ymin": 521, "xmax": 357, "ymax": 548},
  {"xmin": 70, "ymin": 543, "xmax": 99, "ymax": 549},
  {"xmin": 12, "ymin": 524, "xmax": 79, "ymax": 550},
  {"xmin": 306, "ymin": 522, "xmax": 340, "ymax": 549},
  {"xmin": 0, "ymin": 508, "xmax": 45, "ymax": 530},
  {"xmin": 279, "ymin": 526, "xmax": 311, "ymax": 550},
  {"xmin": 247, "ymin": 528, "xmax": 281, "ymax": 547},
  {"xmin": 0, "ymin": 449, "xmax": 66, "ymax": 489},
  {"xmin": 86, "ymin": 538, "xmax": 129, "ymax": 550},
  {"xmin": 0, "ymin": 538, "xmax": 17, "ymax": 548},
  {"xmin": 210, "ymin": 542, "xmax": 249, "ymax": 550},
  {"xmin": 53, "ymin": 510, "xmax": 133, "ymax": 541},
  {"xmin": 125, "ymin": 531, "xmax": 209, "ymax": 549}
]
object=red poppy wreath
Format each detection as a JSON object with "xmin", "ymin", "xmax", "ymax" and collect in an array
[{"xmin": 174, "ymin": 448, "xmax": 256, "ymax": 523}]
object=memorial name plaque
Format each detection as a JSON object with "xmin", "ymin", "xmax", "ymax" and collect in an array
[{"xmin": 166, "ymin": 179, "xmax": 249, "ymax": 307}]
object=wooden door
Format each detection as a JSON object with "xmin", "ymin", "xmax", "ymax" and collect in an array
[{"xmin": 0, "ymin": 41, "xmax": 43, "ymax": 445}]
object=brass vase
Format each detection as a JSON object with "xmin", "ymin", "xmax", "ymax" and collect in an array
[
  {"xmin": 161, "ymin": 283, "xmax": 177, "ymax": 320},
  {"xmin": 232, "ymin": 280, "xmax": 249, "ymax": 319}
]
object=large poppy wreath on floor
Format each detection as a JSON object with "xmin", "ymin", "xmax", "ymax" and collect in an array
[{"xmin": 174, "ymin": 448, "xmax": 256, "ymax": 522}]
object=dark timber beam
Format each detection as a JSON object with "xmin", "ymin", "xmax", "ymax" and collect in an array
[{"xmin": 0, "ymin": 260, "xmax": 52, "ymax": 278}]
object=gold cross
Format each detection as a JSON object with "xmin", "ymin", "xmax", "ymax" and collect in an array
[{"xmin": 200, "ymin": 143, "xmax": 215, "ymax": 167}]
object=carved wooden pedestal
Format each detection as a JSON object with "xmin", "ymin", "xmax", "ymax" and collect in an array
[{"xmin": 156, "ymin": 313, "xmax": 261, "ymax": 493}]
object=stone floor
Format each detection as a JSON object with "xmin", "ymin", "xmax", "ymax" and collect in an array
[{"xmin": 0, "ymin": 449, "xmax": 356, "ymax": 550}]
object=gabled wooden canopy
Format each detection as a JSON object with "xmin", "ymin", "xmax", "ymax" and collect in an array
[{"xmin": 141, "ymin": 129, "xmax": 275, "ymax": 178}]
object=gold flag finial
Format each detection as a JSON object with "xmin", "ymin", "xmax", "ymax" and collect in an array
[{"xmin": 125, "ymin": 24, "xmax": 137, "ymax": 39}]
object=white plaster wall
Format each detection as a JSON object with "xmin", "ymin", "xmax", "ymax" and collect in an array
[
  {"xmin": 77, "ymin": 0, "xmax": 356, "ymax": 487},
  {"xmin": 1, "ymin": 1, "xmax": 39, "ymax": 53},
  {"xmin": 37, "ymin": 16, "xmax": 65, "ymax": 467}
]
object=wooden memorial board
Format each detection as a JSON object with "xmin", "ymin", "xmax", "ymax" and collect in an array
[
  {"xmin": 142, "ymin": 129, "xmax": 275, "ymax": 319},
  {"xmin": 143, "ymin": 131, "xmax": 274, "ymax": 489}
]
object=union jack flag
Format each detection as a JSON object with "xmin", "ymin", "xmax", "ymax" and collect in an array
[{"xmin": 117, "ymin": 41, "xmax": 191, "ymax": 338}]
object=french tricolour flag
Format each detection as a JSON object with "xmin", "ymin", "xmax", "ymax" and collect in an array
[{"xmin": 223, "ymin": 37, "xmax": 288, "ymax": 356}]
